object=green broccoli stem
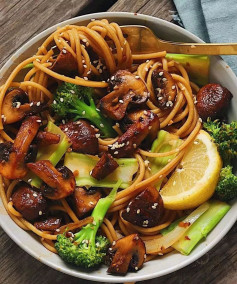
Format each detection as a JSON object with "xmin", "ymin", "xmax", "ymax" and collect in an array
[
  {"xmin": 172, "ymin": 200, "xmax": 230, "ymax": 255},
  {"xmin": 74, "ymin": 179, "xmax": 122, "ymax": 242},
  {"xmin": 72, "ymin": 100, "xmax": 116, "ymax": 138}
]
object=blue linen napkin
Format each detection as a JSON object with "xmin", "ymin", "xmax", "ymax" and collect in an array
[{"xmin": 173, "ymin": 0, "xmax": 237, "ymax": 74}]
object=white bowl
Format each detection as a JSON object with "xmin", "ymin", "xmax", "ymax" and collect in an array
[{"xmin": 0, "ymin": 12, "xmax": 236, "ymax": 283}]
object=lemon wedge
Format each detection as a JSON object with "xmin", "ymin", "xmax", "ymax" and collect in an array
[{"xmin": 160, "ymin": 130, "xmax": 222, "ymax": 210}]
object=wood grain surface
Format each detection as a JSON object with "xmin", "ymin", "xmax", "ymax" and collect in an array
[{"xmin": 0, "ymin": 0, "xmax": 236, "ymax": 283}]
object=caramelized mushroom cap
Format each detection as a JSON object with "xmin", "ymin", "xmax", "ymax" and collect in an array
[
  {"xmin": 99, "ymin": 70, "xmax": 149, "ymax": 120},
  {"xmin": 91, "ymin": 153, "xmax": 119, "ymax": 180},
  {"xmin": 60, "ymin": 120, "xmax": 99, "ymax": 155},
  {"xmin": 27, "ymin": 160, "xmax": 76, "ymax": 200},
  {"xmin": 12, "ymin": 185, "xmax": 48, "ymax": 221},
  {"xmin": 121, "ymin": 109, "xmax": 160, "ymax": 143},
  {"xmin": 73, "ymin": 187, "xmax": 101, "ymax": 217},
  {"xmin": 2, "ymin": 88, "xmax": 47, "ymax": 124},
  {"xmin": 151, "ymin": 69, "xmax": 177, "ymax": 109},
  {"xmin": 196, "ymin": 83, "xmax": 233, "ymax": 120},
  {"xmin": 106, "ymin": 234, "xmax": 146, "ymax": 275},
  {"xmin": 50, "ymin": 49, "xmax": 78, "ymax": 76},
  {"xmin": 0, "ymin": 116, "xmax": 40, "ymax": 179},
  {"xmin": 122, "ymin": 186, "xmax": 164, "ymax": 228},
  {"xmin": 34, "ymin": 217, "xmax": 62, "ymax": 231},
  {"xmin": 36, "ymin": 131, "xmax": 60, "ymax": 146},
  {"xmin": 109, "ymin": 110, "xmax": 159, "ymax": 158}
]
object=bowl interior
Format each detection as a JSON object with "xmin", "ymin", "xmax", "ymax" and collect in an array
[{"xmin": 0, "ymin": 12, "xmax": 236, "ymax": 283}]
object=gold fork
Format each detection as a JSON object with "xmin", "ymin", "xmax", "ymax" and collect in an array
[{"xmin": 121, "ymin": 25, "xmax": 237, "ymax": 55}]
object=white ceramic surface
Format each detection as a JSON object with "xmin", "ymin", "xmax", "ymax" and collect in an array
[{"xmin": 0, "ymin": 12, "xmax": 236, "ymax": 283}]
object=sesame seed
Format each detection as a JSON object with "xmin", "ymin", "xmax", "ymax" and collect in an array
[
  {"xmin": 119, "ymin": 100, "xmax": 124, "ymax": 103},
  {"xmin": 109, "ymin": 247, "xmax": 113, "ymax": 251},
  {"xmin": 33, "ymin": 193, "xmax": 37, "ymax": 197},
  {"xmin": 56, "ymin": 229, "xmax": 60, "ymax": 232},
  {"xmin": 144, "ymin": 160, "xmax": 150, "ymax": 167},
  {"xmin": 62, "ymin": 49, "xmax": 67, "ymax": 54},
  {"xmin": 96, "ymin": 108, "xmax": 100, "ymax": 112},
  {"xmin": 144, "ymin": 254, "xmax": 147, "ymax": 259},
  {"xmin": 26, "ymin": 194, "xmax": 30, "ymax": 198},
  {"xmin": 89, "ymin": 201, "xmax": 94, "ymax": 205},
  {"xmin": 36, "ymin": 101, "xmax": 41, "ymax": 106},
  {"xmin": 114, "ymin": 151, "xmax": 118, "ymax": 155},
  {"xmin": 60, "ymin": 98, "xmax": 64, "ymax": 102},
  {"xmin": 15, "ymin": 102, "xmax": 21, "ymax": 109},
  {"xmin": 145, "ymin": 67, "xmax": 149, "ymax": 71},
  {"xmin": 126, "ymin": 207, "xmax": 130, "ymax": 213},
  {"xmin": 100, "ymin": 123, "xmax": 104, "ymax": 128},
  {"xmin": 92, "ymin": 221, "xmax": 97, "ymax": 226},
  {"xmin": 83, "ymin": 64, "xmax": 87, "ymax": 68},
  {"xmin": 162, "ymin": 77, "xmax": 167, "ymax": 82},
  {"xmin": 173, "ymin": 181, "xmax": 176, "ymax": 186},
  {"xmin": 91, "ymin": 18, "xmax": 95, "ymax": 21},
  {"xmin": 133, "ymin": 144, "xmax": 137, "ymax": 148},
  {"xmin": 115, "ymin": 123, "xmax": 120, "ymax": 127},
  {"xmin": 87, "ymin": 70, "xmax": 91, "ymax": 74},
  {"xmin": 148, "ymin": 126, "xmax": 152, "ymax": 130},
  {"xmin": 62, "ymin": 119, "xmax": 65, "ymax": 124},
  {"xmin": 113, "ymin": 85, "xmax": 119, "ymax": 90},
  {"xmin": 158, "ymin": 253, "xmax": 163, "ymax": 256},
  {"xmin": 39, "ymin": 211, "xmax": 42, "ymax": 215},
  {"xmin": 93, "ymin": 60, "xmax": 98, "ymax": 64},
  {"xmin": 135, "ymin": 75, "xmax": 140, "ymax": 79},
  {"xmin": 135, "ymin": 267, "xmax": 138, "ymax": 271},
  {"xmin": 194, "ymin": 141, "xmax": 199, "ymax": 144},
  {"xmin": 82, "ymin": 39, "xmax": 87, "ymax": 43},
  {"xmin": 159, "ymin": 71, "xmax": 164, "ymax": 76},
  {"xmin": 158, "ymin": 97, "xmax": 163, "ymax": 100},
  {"xmin": 137, "ymin": 209, "xmax": 140, "ymax": 214},
  {"xmin": 28, "ymin": 178, "xmax": 32, "ymax": 183},
  {"xmin": 64, "ymin": 127, "xmax": 68, "ymax": 131},
  {"xmin": 70, "ymin": 90, "xmax": 75, "ymax": 94},
  {"xmin": 83, "ymin": 77, "xmax": 88, "ymax": 80},
  {"xmin": 36, "ymin": 120, "xmax": 41, "ymax": 123},
  {"xmin": 191, "ymin": 45, "xmax": 196, "ymax": 48},
  {"xmin": 127, "ymin": 141, "xmax": 130, "ymax": 145},
  {"xmin": 95, "ymin": 134, "xmax": 100, "ymax": 138},
  {"xmin": 111, "ymin": 76, "xmax": 115, "ymax": 80},
  {"xmin": 172, "ymin": 85, "xmax": 176, "ymax": 90},
  {"xmin": 199, "ymin": 118, "xmax": 203, "ymax": 122},
  {"xmin": 82, "ymin": 111, "xmax": 86, "ymax": 115},
  {"xmin": 112, "ymin": 241, "xmax": 116, "ymax": 246}
]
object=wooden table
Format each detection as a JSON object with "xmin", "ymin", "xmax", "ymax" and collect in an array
[{"xmin": 0, "ymin": 0, "xmax": 236, "ymax": 283}]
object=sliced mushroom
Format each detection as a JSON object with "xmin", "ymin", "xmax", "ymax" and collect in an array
[
  {"xmin": 99, "ymin": 70, "xmax": 149, "ymax": 120},
  {"xmin": 196, "ymin": 83, "xmax": 233, "ymax": 120},
  {"xmin": 36, "ymin": 131, "xmax": 60, "ymax": 146},
  {"xmin": 106, "ymin": 234, "xmax": 146, "ymax": 275},
  {"xmin": 50, "ymin": 49, "xmax": 78, "ymax": 76},
  {"xmin": 122, "ymin": 186, "xmax": 164, "ymax": 228},
  {"xmin": 73, "ymin": 187, "xmax": 101, "ymax": 217},
  {"xmin": 91, "ymin": 153, "xmax": 119, "ymax": 180},
  {"xmin": 27, "ymin": 160, "xmax": 76, "ymax": 200},
  {"xmin": 12, "ymin": 185, "xmax": 48, "ymax": 221},
  {"xmin": 34, "ymin": 217, "xmax": 62, "ymax": 231},
  {"xmin": 109, "ymin": 111, "xmax": 159, "ymax": 158},
  {"xmin": 2, "ymin": 88, "xmax": 47, "ymax": 124},
  {"xmin": 121, "ymin": 109, "xmax": 160, "ymax": 143},
  {"xmin": 0, "ymin": 116, "xmax": 40, "ymax": 179},
  {"xmin": 60, "ymin": 120, "xmax": 99, "ymax": 155},
  {"xmin": 151, "ymin": 69, "xmax": 177, "ymax": 109}
]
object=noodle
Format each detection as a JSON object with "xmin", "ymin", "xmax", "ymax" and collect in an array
[{"xmin": 0, "ymin": 19, "xmax": 202, "ymax": 265}]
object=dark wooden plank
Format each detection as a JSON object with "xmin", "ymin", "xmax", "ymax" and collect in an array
[
  {"xmin": 0, "ymin": 0, "xmax": 116, "ymax": 69},
  {"xmin": 108, "ymin": 0, "xmax": 176, "ymax": 21}
]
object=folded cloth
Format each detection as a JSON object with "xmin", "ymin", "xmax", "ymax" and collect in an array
[{"xmin": 173, "ymin": 0, "xmax": 237, "ymax": 74}]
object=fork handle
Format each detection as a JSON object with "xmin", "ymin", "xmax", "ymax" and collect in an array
[{"xmin": 159, "ymin": 41, "xmax": 237, "ymax": 55}]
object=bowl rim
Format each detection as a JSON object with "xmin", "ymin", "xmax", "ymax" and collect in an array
[{"xmin": 0, "ymin": 11, "xmax": 237, "ymax": 283}]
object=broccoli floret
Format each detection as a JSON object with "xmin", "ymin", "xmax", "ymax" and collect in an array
[
  {"xmin": 55, "ymin": 180, "xmax": 121, "ymax": 268},
  {"xmin": 215, "ymin": 165, "xmax": 237, "ymax": 201},
  {"xmin": 203, "ymin": 119, "xmax": 237, "ymax": 165},
  {"xmin": 52, "ymin": 82, "xmax": 116, "ymax": 138}
]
